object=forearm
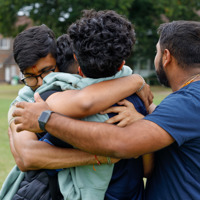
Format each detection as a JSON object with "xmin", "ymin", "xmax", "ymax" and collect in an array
[
  {"xmin": 44, "ymin": 113, "xmax": 174, "ymax": 159},
  {"xmin": 8, "ymin": 127, "xmax": 24, "ymax": 168},
  {"xmin": 47, "ymin": 74, "xmax": 144, "ymax": 118},
  {"xmin": 149, "ymin": 103, "xmax": 157, "ymax": 114},
  {"xmin": 10, "ymin": 123, "xmax": 115, "ymax": 171},
  {"xmin": 16, "ymin": 142, "xmax": 116, "ymax": 171},
  {"xmin": 19, "ymin": 144, "xmax": 97, "ymax": 171},
  {"xmin": 45, "ymin": 113, "xmax": 127, "ymax": 158}
]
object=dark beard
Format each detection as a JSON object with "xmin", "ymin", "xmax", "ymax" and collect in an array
[{"xmin": 156, "ymin": 59, "xmax": 170, "ymax": 87}]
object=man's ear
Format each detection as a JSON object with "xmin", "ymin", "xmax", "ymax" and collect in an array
[
  {"xmin": 78, "ymin": 66, "xmax": 84, "ymax": 77},
  {"xmin": 162, "ymin": 49, "xmax": 172, "ymax": 68},
  {"xmin": 118, "ymin": 60, "xmax": 125, "ymax": 71}
]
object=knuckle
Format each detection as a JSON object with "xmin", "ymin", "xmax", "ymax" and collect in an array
[
  {"xmin": 14, "ymin": 118, "xmax": 18, "ymax": 124},
  {"xmin": 15, "ymin": 102, "xmax": 21, "ymax": 107}
]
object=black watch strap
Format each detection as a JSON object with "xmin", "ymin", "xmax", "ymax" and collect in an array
[{"xmin": 38, "ymin": 110, "xmax": 54, "ymax": 132}]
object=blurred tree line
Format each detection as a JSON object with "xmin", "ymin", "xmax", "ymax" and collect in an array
[{"xmin": 0, "ymin": 0, "xmax": 199, "ymax": 68}]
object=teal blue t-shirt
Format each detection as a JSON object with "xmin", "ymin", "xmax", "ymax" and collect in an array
[{"xmin": 144, "ymin": 81, "xmax": 200, "ymax": 200}]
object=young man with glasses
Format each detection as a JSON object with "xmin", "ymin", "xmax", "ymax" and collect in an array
[{"xmin": 21, "ymin": 65, "xmax": 57, "ymax": 88}]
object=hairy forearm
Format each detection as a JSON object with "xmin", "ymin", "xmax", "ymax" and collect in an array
[
  {"xmin": 45, "ymin": 113, "xmax": 129, "ymax": 158},
  {"xmin": 44, "ymin": 113, "xmax": 174, "ymax": 159},
  {"xmin": 47, "ymin": 74, "xmax": 144, "ymax": 118}
]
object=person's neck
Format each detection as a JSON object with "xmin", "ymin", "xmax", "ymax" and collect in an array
[{"xmin": 170, "ymin": 69, "xmax": 200, "ymax": 92}]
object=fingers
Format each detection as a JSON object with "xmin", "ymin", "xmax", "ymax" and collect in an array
[
  {"xmin": 144, "ymin": 100, "xmax": 149, "ymax": 112},
  {"xmin": 13, "ymin": 116, "xmax": 24, "ymax": 125},
  {"xmin": 117, "ymin": 99, "xmax": 132, "ymax": 107},
  {"xmin": 14, "ymin": 101, "xmax": 27, "ymax": 109},
  {"xmin": 12, "ymin": 121, "xmax": 27, "ymax": 132},
  {"xmin": 117, "ymin": 120, "xmax": 129, "ymax": 127},
  {"xmin": 117, "ymin": 99, "xmax": 137, "ymax": 111},
  {"xmin": 15, "ymin": 125, "xmax": 24, "ymax": 133},
  {"xmin": 105, "ymin": 114, "xmax": 123, "ymax": 124},
  {"xmin": 146, "ymin": 93, "xmax": 154, "ymax": 113},
  {"xmin": 12, "ymin": 107, "xmax": 23, "ymax": 118},
  {"xmin": 105, "ymin": 115, "xmax": 131, "ymax": 127},
  {"xmin": 137, "ymin": 83, "xmax": 154, "ymax": 112},
  {"xmin": 100, "ymin": 106, "xmax": 125, "ymax": 114}
]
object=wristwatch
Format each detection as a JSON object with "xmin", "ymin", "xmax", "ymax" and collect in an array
[{"xmin": 38, "ymin": 110, "xmax": 54, "ymax": 132}]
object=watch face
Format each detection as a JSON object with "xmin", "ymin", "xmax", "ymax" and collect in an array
[
  {"xmin": 40, "ymin": 111, "xmax": 51, "ymax": 123},
  {"xmin": 38, "ymin": 110, "xmax": 53, "ymax": 131}
]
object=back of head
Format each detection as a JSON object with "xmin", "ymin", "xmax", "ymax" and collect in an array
[
  {"xmin": 56, "ymin": 34, "xmax": 78, "ymax": 74},
  {"xmin": 68, "ymin": 9, "xmax": 136, "ymax": 78},
  {"xmin": 13, "ymin": 24, "xmax": 57, "ymax": 72},
  {"xmin": 158, "ymin": 20, "xmax": 200, "ymax": 69}
]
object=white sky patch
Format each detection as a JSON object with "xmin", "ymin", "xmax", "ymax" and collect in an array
[{"xmin": 17, "ymin": 3, "xmax": 40, "ymax": 16}]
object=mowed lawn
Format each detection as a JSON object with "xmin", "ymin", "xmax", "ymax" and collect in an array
[
  {"xmin": 0, "ymin": 84, "xmax": 23, "ymax": 188},
  {"xmin": 0, "ymin": 84, "xmax": 171, "ymax": 188}
]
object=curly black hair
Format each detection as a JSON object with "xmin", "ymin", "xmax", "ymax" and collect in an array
[
  {"xmin": 68, "ymin": 10, "xmax": 136, "ymax": 78},
  {"xmin": 56, "ymin": 34, "xmax": 78, "ymax": 74},
  {"xmin": 13, "ymin": 24, "xmax": 57, "ymax": 72}
]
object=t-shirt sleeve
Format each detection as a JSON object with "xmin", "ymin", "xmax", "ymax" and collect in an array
[{"xmin": 144, "ymin": 91, "xmax": 200, "ymax": 146}]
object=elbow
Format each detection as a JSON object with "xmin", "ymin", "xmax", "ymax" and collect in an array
[
  {"xmin": 114, "ymin": 149, "xmax": 139, "ymax": 159},
  {"xmin": 17, "ymin": 164, "xmax": 28, "ymax": 172},
  {"xmin": 110, "ymin": 136, "xmax": 140, "ymax": 159},
  {"xmin": 79, "ymin": 101, "xmax": 94, "ymax": 113},
  {"xmin": 15, "ymin": 155, "xmax": 33, "ymax": 172},
  {"xmin": 75, "ymin": 98, "xmax": 95, "ymax": 118},
  {"xmin": 18, "ymin": 149, "xmax": 37, "ymax": 171},
  {"xmin": 22, "ymin": 154, "xmax": 37, "ymax": 171},
  {"xmin": 15, "ymin": 158, "xmax": 27, "ymax": 172},
  {"xmin": 110, "ymin": 142, "xmax": 136, "ymax": 159}
]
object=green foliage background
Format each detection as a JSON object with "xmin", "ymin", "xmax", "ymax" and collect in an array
[{"xmin": 0, "ymin": 0, "xmax": 199, "ymax": 68}]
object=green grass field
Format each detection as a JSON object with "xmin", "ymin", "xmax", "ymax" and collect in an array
[
  {"xmin": 0, "ymin": 84, "xmax": 171, "ymax": 188},
  {"xmin": 0, "ymin": 84, "xmax": 23, "ymax": 188}
]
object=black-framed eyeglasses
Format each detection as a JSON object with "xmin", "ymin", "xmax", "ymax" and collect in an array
[{"xmin": 21, "ymin": 65, "xmax": 56, "ymax": 87}]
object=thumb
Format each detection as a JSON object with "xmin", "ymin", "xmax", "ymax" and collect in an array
[{"xmin": 34, "ymin": 92, "xmax": 44, "ymax": 103}]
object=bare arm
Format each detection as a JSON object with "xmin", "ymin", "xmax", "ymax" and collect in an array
[
  {"xmin": 46, "ymin": 74, "xmax": 153, "ymax": 118},
  {"xmin": 13, "ymin": 96, "xmax": 174, "ymax": 160},
  {"xmin": 49, "ymin": 116, "xmax": 175, "ymax": 158},
  {"xmin": 8, "ymin": 127, "xmax": 24, "ymax": 168},
  {"xmin": 9, "ymin": 121, "xmax": 118, "ymax": 172}
]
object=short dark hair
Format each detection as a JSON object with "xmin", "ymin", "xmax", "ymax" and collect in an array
[
  {"xmin": 56, "ymin": 34, "xmax": 77, "ymax": 74},
  {"xmin": 68, "ymin": 9, "xmax": 136, "ymax": 78},
  {"xmin": 158, "ymin": 20, "xmax": 200, "ymax": 69},
  {"xmin": 13, "ymin": 24, "xmax": 57, "ymax": 72}
]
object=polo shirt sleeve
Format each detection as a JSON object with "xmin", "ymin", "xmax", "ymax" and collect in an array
[{"xmin": 144, "ymin": 91, "xmax": 200, "ymax": 146}]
